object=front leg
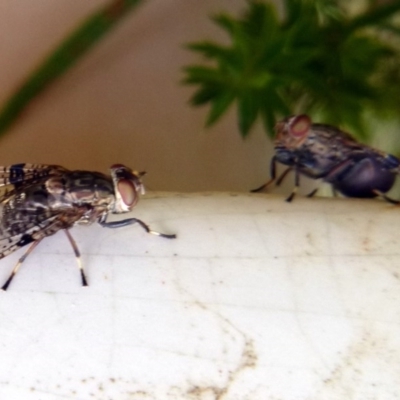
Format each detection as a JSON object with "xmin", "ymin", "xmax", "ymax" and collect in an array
[
  {"xmin": 251, "ymin": 156, "xmax": 279, "ymax": 193},
  {"xmin": 99, "ymin": 218, "xmax": 176, "ymax": 239}
]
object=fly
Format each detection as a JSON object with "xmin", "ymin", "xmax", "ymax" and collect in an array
[
  {"xmin": 252, "ymin": 115, "xmax": 400, "ymax": 203},
  {"xmin": 0, "ymin": 163, "xmax": 176, "ymax": 290}
]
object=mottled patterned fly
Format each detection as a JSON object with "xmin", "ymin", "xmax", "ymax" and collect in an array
[
  {"xmin": 253, "ymin": 115, "xmax": 400, "ymax": 203},
  {"xmin": 0, "ymin": 163, "xmax": 176, "ymax": 290}
]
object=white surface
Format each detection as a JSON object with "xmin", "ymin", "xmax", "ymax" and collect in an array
[{"xmin": 0, "ymin": 192, "xmax": 399, "ymax": 399}]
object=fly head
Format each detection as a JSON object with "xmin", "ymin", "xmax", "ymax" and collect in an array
[
  {"xmin": 275, "ymin": 114, "xmax": 312, "ymax": 150},
  {"xmin": 110, "ymin": 164, "xmax": 145, "ymax": 213}
]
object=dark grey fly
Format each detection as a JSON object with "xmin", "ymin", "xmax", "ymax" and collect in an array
[
  {"xmin": 0, "ymin": 163, "xmax": 176, "ymax": 290},
  {"xmin": 253, "ymin": 115, "xmax": 400, "ymax": 203}
]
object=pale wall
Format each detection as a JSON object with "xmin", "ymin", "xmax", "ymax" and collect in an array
[{"xmin": 0, "ymin": 0, "xmax": 284, "ymax": 192}]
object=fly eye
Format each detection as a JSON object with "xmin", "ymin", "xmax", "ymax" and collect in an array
[
  {"xmin": 290, "ymin": 115, "xmax": 311, "ymax": 138},
  {"xmin": 117, "ymin": 179, "xmax": 137, "ymax": 207}
]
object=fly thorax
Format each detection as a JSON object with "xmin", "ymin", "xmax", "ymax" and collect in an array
[{"xmin": 45, "ymin": 177, "xmax": 66, "ymax": 195}]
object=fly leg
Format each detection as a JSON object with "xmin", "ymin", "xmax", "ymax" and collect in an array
[
  {"xmin": 253, "ymin": 167, "xmax": 293, "ymax": 192},
  {"xmin": 307, "ymin": 182, "xmax": 338, "ymax": 198},
  {"xmin": 1, "ymin": 239, "xmax": 43, "ymax": 291},
  {"xmin": 306, "ymin": 188, "xmax": 318, "ymax": 198},
  {"xmin": 276, "ymin": 167, "xmax": 293, "ymax": 187},
  {"xmin": 251, "ymin": 156, "xmax": 281, "ymax": 193},
  {"xmin": 250, "ymin": 180, "xmax": 274, "ymax": 193},
  {"xmin": 286, "ymin": 169, "xmax": 300, "ymax": 202},
  {"xmin": 64, "ymin": 230, "xmax": 88, "ymax": 287},
  {"xmin": 99, "ymin": 218, "xmax": 176, "ymax": 239},
  {"xmin": 372, "ymin": 190, "xmax": 400, "ymax": 205}
]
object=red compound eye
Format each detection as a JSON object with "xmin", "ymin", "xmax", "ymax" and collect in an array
[
  {"xmin": 117, "ymin": 179, "xmax": 137, "ymax": 207},
  {"xmin": 290, "ymin": 115, "xmax": 311, "ymax": 138}
]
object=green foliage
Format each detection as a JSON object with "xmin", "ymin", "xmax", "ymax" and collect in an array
[{"xmin": 184, "ymin": 0, "xmax": 400, "ymax": 139}]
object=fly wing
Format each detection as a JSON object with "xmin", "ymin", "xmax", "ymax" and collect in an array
[
  {"xmin": 0, "ymin": 164, "xmax": 68, "ymax": 203},
  {"xmin": 0, "ymin": 164, "xmax": 67, "ymax": 189},
  {"xmin": 0, "ymin": 206, "xmax": 86, "ymax": 259}
]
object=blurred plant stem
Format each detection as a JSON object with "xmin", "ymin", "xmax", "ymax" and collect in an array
[
  {"xmin": 184, "ymin": 0, "xmax": 400, "ymax": 141},
  {"xmin": 0, "ymin": 0, "xmax": 145, "ymax": 137}
]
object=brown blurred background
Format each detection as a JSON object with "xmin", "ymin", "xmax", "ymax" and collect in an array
[{"xmin": 0, "ymin": 0, "xmax": 277, "ymax": 192}]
